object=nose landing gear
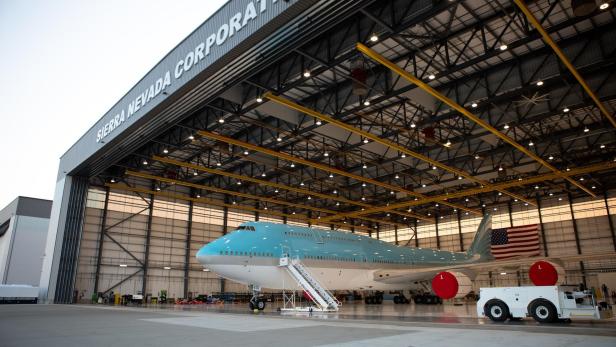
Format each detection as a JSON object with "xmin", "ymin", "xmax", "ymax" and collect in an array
[{"xmin": 249, "ymin": 285, "xmax": 265, "ymax": 311}]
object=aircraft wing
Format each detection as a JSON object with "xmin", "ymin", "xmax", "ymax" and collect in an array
[{"xmin": 372, "ymin": 251, "xmax": 616, "ymax": 285}]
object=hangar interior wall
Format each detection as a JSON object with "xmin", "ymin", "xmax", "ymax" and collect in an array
[{"xmin": 74, "ymin": 178, "xmax": 616, "ymax": 301}]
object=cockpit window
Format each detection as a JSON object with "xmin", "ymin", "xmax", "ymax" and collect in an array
[{"xmin": 236, "ymin": 225, "xmax": 256, "ymax": 231}]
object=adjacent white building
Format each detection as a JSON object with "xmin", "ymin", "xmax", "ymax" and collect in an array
[{"xmin": 0, "ymin": 197, "xmax": 51, "ymax": 286}]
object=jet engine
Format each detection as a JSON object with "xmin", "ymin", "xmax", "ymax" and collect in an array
[
  {"xmin": 431, "ymin": 271, "xmax": 473, "ymax": 299},
  {"xmin": 529, "ymin": 260, "xmax": 565, "ymax": 286}
]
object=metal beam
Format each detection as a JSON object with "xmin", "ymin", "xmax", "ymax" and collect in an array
[
  {"xmin": 513, "ymin": 0, "xmax": 616, "ymax": 129},
  {"xmin": 603, "ymin": 191, "xmax": 616, "ymax": 252},
  {"xmin": 151, "ymin": 155, "xmax": 427, "ymax": 222},
  {"xmin": 141, "ymin": 190, "xmax": 154, "ymax": 296},
  {"xmin": 105, "ymin": 183, "xmax": 375, "ymax": 233},
  {"xmin": 197, "ymin": 130, "xmax": 481, "ymax": 216},
  {"xmin": 264, "ymin": 92, "xmax": 534, "ymax": 207},
  {"xmin": 125, "ymin": 170, "xmax": 415, "ymax": 226},
  {"xmin": 318, "ymin": 160, "xmax": 616, "ymax": 222},
  {"xmin": 183, "ymin": 198, "xmax": 193, "ymax": 299},
  {"xmin": 356, "ymin": 42, "xmax": 596, "ymax": 198},
  {"xmin": 93, "ymin": 187, "xmax": 110, "ymax": 295}
]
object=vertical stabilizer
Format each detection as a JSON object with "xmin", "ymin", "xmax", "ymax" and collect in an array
[{"xmin": 467, "ymin": 214, "xmax": 494, "ymax": 261}]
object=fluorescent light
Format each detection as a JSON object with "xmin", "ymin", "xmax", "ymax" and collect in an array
[
  {"xmin": 203, "ymin": 268, "xmax": 210, "ymax": 272},
  {"xmin": 163, "ymin": 266, "xmax": 171, "ymax": 270},
  {"xmin": 500, "ymin": 272, "xmax": 507, "ymax": 275},
  {"xmin": 119, "ymin": 264, "xmax": 127, "ymax": 267}
]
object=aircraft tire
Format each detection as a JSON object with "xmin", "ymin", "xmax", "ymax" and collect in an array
[
  {"xmin": 249, "ymin": 301, "xmax": 255, "ymax": 310},
  {"xmin": 424, "ymin": 295, "xmax": 433, "ymax": 305},
  {"xmin": 257, "ymin": 299, "xmax": 266, "ymax": 311},
  {"xmin": 393, "ymin": 296, "xmax": 400, "ymax": 304},
  {"xmin": 414, "ymin": 296, "xmax": 423, "ymax": 304},
  {"xmin": 375, "ymin": 295, "xmax": 383, "ymax": 305}
]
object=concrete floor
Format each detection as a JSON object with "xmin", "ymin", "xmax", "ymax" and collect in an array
[{"xmin": 1, "ymin": 303, "xmax": 615, "ymax": 347}]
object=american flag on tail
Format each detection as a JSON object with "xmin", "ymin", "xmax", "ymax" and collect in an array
[{"xmin": 491, "ymin": 224, "xmax": 541, "ymax": 260}]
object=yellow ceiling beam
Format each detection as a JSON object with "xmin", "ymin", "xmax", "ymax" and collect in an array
[
  {"xmin": 125, "ymin": 170, "xmax": 409, "ymax": 228},
  {"xmin": 356, "ymin": 42, "xmax": 596, "ymax": 198},
  {"xmin": 513, "ymin": 0, "xmax": 616, "ymax": 129},
  {"xmin": 318, "ymin": 160, "xmax": 616, "ymax": 222},
  {"xmin": 151, "ymin": 155, "xmax": 431, "ymax": 222},
  {"xmin": 105, "ymin": 183, "xmax": 373, "ymax": 232},
  {"xmin": 197, "ymin": 130, "xmax": 480, "ymax": 216},
  {"xmin": 264, "ymin": 92, "xmax": 535, "ymax": 206}
]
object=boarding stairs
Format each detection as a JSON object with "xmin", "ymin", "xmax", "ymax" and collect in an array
[{"xmin": 279, "ymin": 256, "xmax": 340, "ymax": 311}]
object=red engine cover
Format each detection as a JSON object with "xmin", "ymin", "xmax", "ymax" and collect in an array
[
  {"xmin": 431, "ymin": 271, "xmax": 458, "ymax": 299},
  {"xmin": 529, "ymin": 260, "xmax": 559, "ymax": 286}
]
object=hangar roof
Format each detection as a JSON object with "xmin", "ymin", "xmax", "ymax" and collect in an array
[{"xmin": 68, "ymin": 0, "xmax": 616, "ymax": 230}]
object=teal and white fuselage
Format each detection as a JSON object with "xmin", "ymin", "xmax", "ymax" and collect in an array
[{"xmin": 197, "ymin": 217, "xmax": 492, "ymax": 291}]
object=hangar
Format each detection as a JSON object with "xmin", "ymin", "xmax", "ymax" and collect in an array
[{"xmin": 21, "ymin": 0, "xmax": 616, "ymax": 342}]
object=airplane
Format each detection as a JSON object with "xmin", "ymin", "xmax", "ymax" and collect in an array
[{"xmin": 195, "ymin": 214, "xmax": 578, "ymax": 311}]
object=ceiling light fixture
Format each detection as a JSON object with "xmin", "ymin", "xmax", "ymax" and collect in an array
[
  {"xmin": 536, "ymin": 80, "xmax": 544, "ymax": 86},
  {"xmin": 303, "ymin": 70, "xmax": 311, "ymax": 78},
  {"xmin": 584, "ymin": 127, "xmax": 590, "ymax": 133},
  {"xmin": 188, "ymin": 135, "xmax": 195, "ymax": 140},
  {"xmin": 503, "ymin": 124, "xmax": 510, "ymax": 130},
  {"xmin": 369, "ymin": 33, "xmax": 378, "ymax": 42},
  {"xmin": 243, "ymin": 150, "xmax": 249, "ymax": 155},
  {"xmin": 256, "ymin": 96, "xmax": 263, "ymax": 103},
  {"xmin": 563, "ymin": 107, "xmax": 570, "ymax": 112},
  {"xmin": 363, "ymin": 100, "xmax": 370, "ymax": 106},
  {"xmin": 316, "ymin": 120, "xmax": 322, "ymax": 125},
  {"xmin": 218, "ymin": 118, "xmax": 225, "ymax": 124},
  {"xmin": 428, "ymin": 74, "xmax": 436, "ymax": 80},
  {"xmin": 499, "ymin": 44, "xmax": 508, "ymax": 51},
  {"xmin": 600, "ymin": 2, "xmax": 610, "ymax": 10},
  {"xmin": 163, "ymin": 148, "xmax": 168, "ymax": 154},
  {"xmin": 471, "ymin": 102, "xmax": 478, "ymax": 108},
  {"xmin": 363, "ymin": 138, "xmax": 370, "ymax": 144}
]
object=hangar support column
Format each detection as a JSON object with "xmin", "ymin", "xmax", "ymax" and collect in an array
[
  {"xmin": 141, "ymin": 191, "xmax": 155, "ymax": 297},
  {"xmin": 184, "ymin": 198, "xmax": 194, "ymax": 299}
]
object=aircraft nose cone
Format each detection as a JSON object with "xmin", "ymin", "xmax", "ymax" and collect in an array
[{"xmin": 196, "ymin": 243, "xmax": 218, "ymax": 265}]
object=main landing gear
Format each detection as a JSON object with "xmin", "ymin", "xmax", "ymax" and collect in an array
[
  {"xmin": 249, "ymin": 285, "xmax": 266, "ymax": 311},
  {"xmin": 413, "ymin": 293, "xmax": 442, "ymax": 305}
]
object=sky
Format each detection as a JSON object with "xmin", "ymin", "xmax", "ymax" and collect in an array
[{"xmin": 0, "ymin": 0, "xmax": 228, "ymax": 207}]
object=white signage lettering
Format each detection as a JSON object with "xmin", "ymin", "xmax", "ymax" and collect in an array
[{"xmin": 96, "ymin": 0, "xmax": 287, "ymax": 143}]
